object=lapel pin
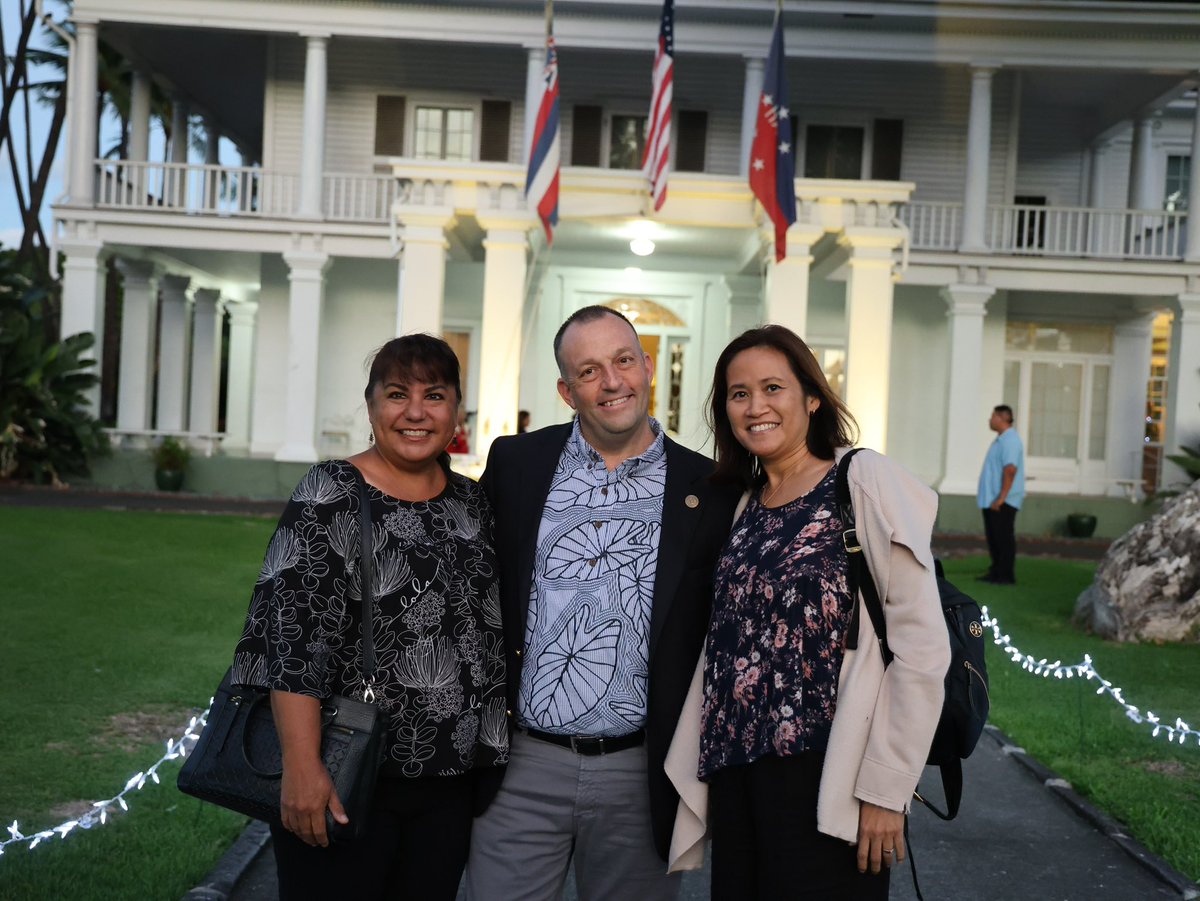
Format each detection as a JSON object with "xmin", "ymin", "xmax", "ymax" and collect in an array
[{"xmin": 685, "ymin": 494, "xmax": 700, "ymax": 509}]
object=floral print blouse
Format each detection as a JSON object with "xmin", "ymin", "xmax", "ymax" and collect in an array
[
  {"xmin": 699, "ymin": 466, "xmax": 853, "ymax": 780},
  {"xmin": 231, "ymin": 460, "xmax": 508, "ymax": 779}
]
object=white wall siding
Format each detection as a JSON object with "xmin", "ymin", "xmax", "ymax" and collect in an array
[
  {"xmin": 887, "ymin": 286, "xmax": 949, "ymax": 484},
  {"xmin": 1015, "ymin": 108, "xmax": 1087, "ymax": 206},
  {"xmin": 317, "ymin": 258, "xmax": 398, "ymax": 458}
]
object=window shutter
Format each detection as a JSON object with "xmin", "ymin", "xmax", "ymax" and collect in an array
[
  {"xmin": 375, "ymin": 96, "xmax": 407, "ymax": 156},
  {"xmin": 571, "ymin": 105, "xmax": 603, "ymax": 167},
  {"xmin": 871, "ymin": 118, "xmax": 903, "ymax": 181},
  {"xmin": 480, "ymin": 100, "xmax": 512, "ymax": 162},
  {"xmin": 675, "ymin": 110, "xmax": 708, "ymax": 172}
]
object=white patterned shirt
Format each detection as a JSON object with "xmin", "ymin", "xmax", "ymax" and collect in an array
[{"xmin": 517, "ymin": 418, "xmax": 667, "ymax": 736}]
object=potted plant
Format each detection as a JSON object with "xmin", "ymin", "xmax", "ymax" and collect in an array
[
  {"xmin": 151, "ymin": 436, "xmax": 190, "ymax": 491},
  {"xmin": 1066, "ymin": 512, "xmax": 1098, "ymax": 538}
]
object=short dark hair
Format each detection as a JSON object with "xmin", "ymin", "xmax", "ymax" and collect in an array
[
  {"xmin": 707, "ymin": 325, "xmax": 858, "ymax": 488},
  {"xmin": 364, "ymin": 333, "xmax": 462, "ymax": 403},
  {"xmin": 552, "ymin": 305, "xmax": 638, "ymax": 375},
  {"xmin": 994, "ymin": 404, "xmax": 1014, "ymax": 423}
]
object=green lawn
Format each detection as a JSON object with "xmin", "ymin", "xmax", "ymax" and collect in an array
[
  {"xmin": 0, "ymin": 506, "xmax": 275, "ymax": 901},
  {"xmin": 941, "ymin": 555, "xmax": 1200, "ymax": 882},
  {"xmin": 2, "ymin": 508, "xmax": 1197, "ymax": 895}
]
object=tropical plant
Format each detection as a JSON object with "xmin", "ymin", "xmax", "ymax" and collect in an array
[
  {"xmin": 1166, "ymin": 443, "xmax": 1200, "ymax": 482},
  {"xmin": 150, "ymin": 435, "xmax": 190, "ymax": 472},
  {"xmin": 0, "ymin": 248, "xmax": 108, "ymax": 484}
]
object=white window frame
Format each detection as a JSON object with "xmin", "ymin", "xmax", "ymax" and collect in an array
[
  {"xmin": 796, "ymin": 108, "xmax": 897, "ymax": 181},
  {"xmin": 373, "ymin": 93, "xmax": 484, "ymax": 162},
  {"xmin": 602, "ymin": 108, "xmax": 652, "ymax": 171}
]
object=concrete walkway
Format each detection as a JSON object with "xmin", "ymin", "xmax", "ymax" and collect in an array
[{"xmin": 189, "ymin": 725, "xmax": 1198, "ymax": 901}]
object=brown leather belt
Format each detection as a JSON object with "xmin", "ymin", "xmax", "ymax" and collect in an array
[{"xmin": 521, "ymin": 726, "xmax": 645, "ymax": 756}]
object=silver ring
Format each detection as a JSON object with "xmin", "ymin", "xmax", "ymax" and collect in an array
[{"xmin": 883, "ymin": 848, "xmax": 894, "ymax": 854}]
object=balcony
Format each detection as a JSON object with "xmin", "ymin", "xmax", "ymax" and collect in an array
[
  {"xmin": 88, "ymin": 159, "xmax": 1190, "ymax": 263},
  {"xmin": 899, "ymin": 200, "xmax": 1189, "ymax": 261}
]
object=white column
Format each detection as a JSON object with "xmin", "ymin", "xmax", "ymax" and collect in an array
[
  {"xmin": 1087, "ymin": 142, "xmax": 1107, "ymax": 207},
  {"xmin": 58, "ymin": 236, "xmax": 106, "ymax": 410},
  {"xmin": 1186, "ymin": 99, "xmax": 1200, "ymax": 260},
  {"xmin": 276, "ymin": 251, "xmax": 330, "ymax": 462},
  {"xmin": 169, "ymin": 94, "xmax": 190, "ymax": 164},
  {"xmin": 960, "ymin": 65, "xmax": 997, "ymax": 253},
  {"xmin": 524, "ymin": 45, "xmax": 544, "ymax": 163},
  {"xmin": 938, "ymin": 284, "xmax": 995, "ymax": 495},
  {"xmin": 843, "ymin": 240, "xmax": 899, "ymax": 453},
  {"xmin": 1127, "ymin": 114, "xmax": 1158, "ymax": 210},
  {"xmin": 740, "ymin": 58, "xmax": 765, "ymax": 178},
  {"xmin": 763, "ymin": 226, "xmax": 821, "ymax": 337},
  {"xmin": 156, "ymin": 275, "xmax": 192, "ymax": 431},
  {"xmin": 396, "ymin": 215, "xmax": 452, "ymax": 336},
  {"xmin": 1108, "ymin": 314, "xmax": 1156, "ymax": 494},
  {"xmin": 188, "ymin": 289, "xmax": 223, "ymax": 436},
  {"xmin": 476, "ymin": 218, "xmax": 532, "ymax": 456},
  {"xmin": 128, "ymin": 70, "xmax": 151, "ymax": 162},
  {"xmin": 297, "ymin": 34, "xmax": 329, "ymax": 219},
  {"xmin": 169, "ymin": 94, "xmax": 189, "ymax": 208},
  {"xmin": 114, "ymin": 259, "xmax": 159, "ymax": 431},
  {"xmin": 69, "ymin": 21, "xmax": 99, "ymax": 206},
  {"xmin": 1165, "ymin": 294, "xmax": 1200, "ymax": 483},
  {"xmin": 223, "ymin": 301, "xmax": 258, "ymax": 451}
]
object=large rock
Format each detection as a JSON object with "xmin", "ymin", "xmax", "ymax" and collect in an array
[{"xmin": 1073, "ymin": 481, "xmax": 1200, "ymax": 642}]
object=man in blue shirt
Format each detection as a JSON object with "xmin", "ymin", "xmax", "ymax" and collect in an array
[{"xmin": 977, "ymin": 404, "xmax": 1025, "ymax": 585}]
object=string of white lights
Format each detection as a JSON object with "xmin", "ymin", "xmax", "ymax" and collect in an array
[
  {"xmin": 982, "ymin": 605, "xmax": 1200, "ymax": 748},
  {"xmin": 0, "ymin": 706, "xmax": 209, "ymax": 857},
  {"xmin": 6, "ymin": 606, "xmax": 1196, "ymax": 859}
]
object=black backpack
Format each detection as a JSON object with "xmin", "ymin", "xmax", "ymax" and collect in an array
[{"xmin": 835, "ymin": 448, "xmax": 990, "ymax": 821}]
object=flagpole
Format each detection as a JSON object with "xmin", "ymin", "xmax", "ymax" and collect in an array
[{"xmin": 546, "ymin": 0, "xmax": 553, "ymax": 37}]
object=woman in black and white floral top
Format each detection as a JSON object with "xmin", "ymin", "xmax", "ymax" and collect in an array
[{"xmin": 232, "ymin": 334, "xmax": 507, "ymax": 901}]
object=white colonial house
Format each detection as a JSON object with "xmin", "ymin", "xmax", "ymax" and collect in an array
[{"xmin": 53, "ymin": 0, "xmax": 1200, "ymax": 534}]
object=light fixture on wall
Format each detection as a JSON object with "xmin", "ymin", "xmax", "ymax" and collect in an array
[{"xmin": 630, "ymin": 237, "xmax": 655, "ymax": 256}]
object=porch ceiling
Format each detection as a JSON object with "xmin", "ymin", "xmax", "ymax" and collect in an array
[
  {"xmin": 103, "ymin": 23, "xmax": 267, "ymax": 157},
  {"xmin": 1020, "ymin": 68, "xmax": 1187, "ymax": 140}
]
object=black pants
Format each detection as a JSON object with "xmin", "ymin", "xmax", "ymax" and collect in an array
[
  {"xmin": 982, "ymin": 504, "xmax": 1018, "ymax": 582},
  {"xmin": 271, "ymin": 773, "xmax": 472, "ymax": 901},
  {"xmin": 709, "ymin": 753, "xmax": 890, "ymax": 901}
]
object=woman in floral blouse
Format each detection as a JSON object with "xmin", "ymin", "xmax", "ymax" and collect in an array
[
  {"xmin": 232, "ymin": 334, "xmax": 507, "ymax": 900},
  {"xmin": 699, "ymin": 325, "xmax": 947, "ymax": 900}
]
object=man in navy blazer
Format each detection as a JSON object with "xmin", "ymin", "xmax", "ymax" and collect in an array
[{"xmin": 466, "ymin": 306, "xmax": 739, "ymax": 900}]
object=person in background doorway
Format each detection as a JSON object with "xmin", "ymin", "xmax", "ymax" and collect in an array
[
  {"xmin": 447, "ymin": 407, "xmax": 470, "ymax": 454},
  {"xmin": 517, "ymin": 410, "xmax": 531, "ymax": 434},
  {"xmin": 977, "ymin": 404, "xmax": 1025, "ymax": 585}
]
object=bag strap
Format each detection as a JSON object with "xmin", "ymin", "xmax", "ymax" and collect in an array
[
  {"xmin": 836, "ymin": 449, "xmax": 893, "ymax": 666},
  {"xmin": 914, "ymin": 759, "xmax": 962, "ymax": 821},
  {"xmin": 355, "ymin": 473, "xmax": 377, "ymax": 700}
]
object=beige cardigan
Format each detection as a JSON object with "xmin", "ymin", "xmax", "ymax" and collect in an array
[{"xmin": 665, "ymin": 447, "xmax": 950, "ymax": 872}]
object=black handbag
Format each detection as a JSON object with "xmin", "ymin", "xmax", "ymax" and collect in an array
[{"xmin": 178, "ymin": 475, "xmax": 385, "ymax": 842}]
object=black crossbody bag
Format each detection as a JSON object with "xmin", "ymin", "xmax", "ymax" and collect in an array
[{"xmin": 178, "ymin": 475, "xmax": 386, "ymax": 842}]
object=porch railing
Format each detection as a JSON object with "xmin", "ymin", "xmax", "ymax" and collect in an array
[
  {"xmin": 95, "ymin": 159, "xmax": 299, "ymax": 217},
  {"xmin": 323, "ymin": 173, "xmax": 398, "ymax": 222},
  {"xmin": 986, "ymin": 204, "xmax": 1186, "ymax": 260},
  {"xmin": 897, "ymin": 201, "xmax": 962, "ymax": 251}
]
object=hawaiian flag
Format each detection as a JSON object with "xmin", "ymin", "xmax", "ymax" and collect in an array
[
  {"xmin": 749, "ymin": 10, "xmax": 797, "ymax": 261},
  {"xmin": 642, "ymin": 0, "xmax": 675, "ymax": 211},
  {"xmin": 526, "ymin": 34, "xmax": 561, "ymax": 243}
]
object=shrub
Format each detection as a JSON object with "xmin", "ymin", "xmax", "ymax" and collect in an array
[{"xmin": 0, "ymin": 249, "xmax": 109, "ymax": 484}]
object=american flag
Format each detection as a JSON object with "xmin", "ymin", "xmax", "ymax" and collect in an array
[
  {"xmin": 642, "ymin": 0, "xmax": 675, "ymax": 211},
  {"xmin": 526, "ymin": 35, "xmax": 561, "ymax": 243},
  {"xmin": 749, "ymin": 10, "xmax": 797, "ymax": 261}
]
